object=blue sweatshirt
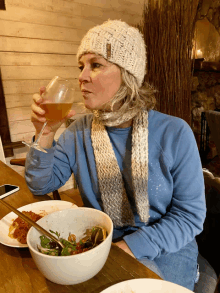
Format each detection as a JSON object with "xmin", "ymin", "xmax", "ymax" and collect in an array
[{"xmin": 25, "ymin": 110, "xmax": 206, "ymax": 260}]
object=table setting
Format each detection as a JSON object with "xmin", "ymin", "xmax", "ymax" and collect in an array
[{"xmin": 0, "ymin": 160, "xmax": 195, "ymax": 292}]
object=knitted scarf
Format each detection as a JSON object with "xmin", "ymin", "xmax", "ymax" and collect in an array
[{"xmin": 91, "ymin": 109, "xmax": 150, "ymax": 227}]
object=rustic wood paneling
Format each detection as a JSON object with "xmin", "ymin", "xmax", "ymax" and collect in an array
[
  {"xmin": 0, "ymin": 36, "xmax": 79, "ymax": 54},
  {"xmin": 5, "ymin": 0, "xmax": 143, "ymax": 22},
  {"xmin": 7, "ymin": 107, "xmax": 31, "ymax": 121},
  {"xmin": 6, "ymin": 0, "xmax": 105, "ymax": 18},
  {"xmin": 2, "ymin": 79, "xmax": 79, "ymax": 94},
  {"xmin": 0, "ymin": 5, "xmax": 98, "ymax": 29},
  {"xmin": 1, "ymin": 66, "xmax": 78, "ymax": 80},
  {"xmin": 0, "ymin": 68, "xmax": 13, "ymax": 157},
  {"xmin": 0, "ymin": 20, "xmax": 86, "ymax": 42},
  {"xmin": 5, "ymin": 94, "xmax": 32, "ymax": 108},
  {"xmin": 0, "ymin": 52, "xmax": 77, "ymax": 66}
]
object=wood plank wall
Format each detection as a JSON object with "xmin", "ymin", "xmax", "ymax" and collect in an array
[{"xmin": 0, "ymin": 0, "xmax": 144, "ymax": 192}]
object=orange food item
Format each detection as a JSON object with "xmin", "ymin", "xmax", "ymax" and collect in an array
[{"xmin": 9, "ymin": 211, "xmax": 42, "ymax": 244}]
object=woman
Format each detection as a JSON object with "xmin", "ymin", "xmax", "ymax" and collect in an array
[{"xmin": 25, "ymin": 20, "xmax": 206, "ymax": 290}]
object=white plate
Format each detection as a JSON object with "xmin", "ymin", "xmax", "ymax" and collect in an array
[
  {"xmin": 100, "ymin": 278, "xmax": 193, "ymax": 293},
  {"xmin": 0, "ymin": 200, "xmax": 77, "ymax": 248}
]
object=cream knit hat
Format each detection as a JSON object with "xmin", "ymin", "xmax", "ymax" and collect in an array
[{"xmin": 77, "ymin": 19, "xmax": 147, "ymax": 88}]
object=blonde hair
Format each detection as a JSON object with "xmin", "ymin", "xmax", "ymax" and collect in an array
[{"xmin": 93, "ymin": 68, "xmax": 157, "ymax": 126}]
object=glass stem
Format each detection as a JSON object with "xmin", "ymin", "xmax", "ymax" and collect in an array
[{"xmin": 34, "ymin": 122, "xmax": 48, "ymax": 144}]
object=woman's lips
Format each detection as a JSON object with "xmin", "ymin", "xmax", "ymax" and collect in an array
[
  {"xmin": 81, "ymin": 90, "xmax": 92, "ymax": 97},
  {"xmin": 81, "ymin": 88, "xmax": 92, "ymax": 93}
]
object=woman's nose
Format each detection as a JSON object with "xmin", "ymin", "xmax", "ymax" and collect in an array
[{"xmin": 79, "ymin": 67, "xmax": 91, "ymax": 83}]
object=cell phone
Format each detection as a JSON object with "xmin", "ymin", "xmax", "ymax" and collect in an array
[{"xmin": 0, "ymin": 184, "xmax": 20, "ymax": 199}]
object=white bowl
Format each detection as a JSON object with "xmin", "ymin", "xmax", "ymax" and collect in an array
[{"xmin": 27, "ymin": 207, "xmax": 113, "ymax": 285}]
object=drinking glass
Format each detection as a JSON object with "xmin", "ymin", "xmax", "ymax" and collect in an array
[{"xmin": 23, "ymin": 76, "xmax": 75, "ymax": 153}]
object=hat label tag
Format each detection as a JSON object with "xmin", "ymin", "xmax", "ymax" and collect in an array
[{"xmin": 106, "ymin": 43, "xmax": 111, "ymax": 59}]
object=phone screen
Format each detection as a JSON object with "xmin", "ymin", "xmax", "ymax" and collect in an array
[{"xmin": 0, "ymin": 185, "xmax": 18, "ymax": 196}]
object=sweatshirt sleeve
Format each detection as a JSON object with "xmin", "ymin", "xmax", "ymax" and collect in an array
[
  {"xmin": 124, "ymin": 120, "xmax": 206, "ymax": 260},
  {"xmin": 25, "ymin": 133, "xmax": 74, "ymax": 196}
]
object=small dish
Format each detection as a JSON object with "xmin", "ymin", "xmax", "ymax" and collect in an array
[
  {"xmin": 0, "ymin": 200, "xmax": 77, "ymax": 248},
  {"xmin": 100, "ymin": 278, "xmax": 193, "ymax": 293}
]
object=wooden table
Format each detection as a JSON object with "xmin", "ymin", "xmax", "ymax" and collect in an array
[{"xmin": 0, "ymin": 161, "xmax": 161, "ymax": 293}]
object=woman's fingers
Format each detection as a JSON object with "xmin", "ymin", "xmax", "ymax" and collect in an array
[
  {"xmin": 31, "ymin": 93, "xmax": 46, "ymax": 128},
  {"xmin": 39, "ymin": 86, "xmax": 46, "ymax": 96},
  {"xmin": 31, "ymin": 111, "xmax": 46, "ymax": 123},
  {"xmin": 66, "ymin": 109, "xmax": 76, "ymax": 118},
  {"xmin": 31, "ymin": 101, "xmax": 45, "ymax": 115},
  {"xmin": 32, "ymin": 91, "xmax": 45, "ymax": 118},
  {"xmin": 33, "ymin": 93, "xmax": 43, "ymax": 105},
  {"xmin": 33, "ymin": 86, "xmax": 46, "ymax": 105}
]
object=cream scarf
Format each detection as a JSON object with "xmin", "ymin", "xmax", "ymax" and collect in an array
[{"xmin": 91, "ymin": 109, "xmax": 150, "ymax": 227}]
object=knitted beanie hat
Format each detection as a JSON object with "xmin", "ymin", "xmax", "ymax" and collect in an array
[{"xmin": 77, "ymin": 19, "xmax": 147, "ymax": 88}]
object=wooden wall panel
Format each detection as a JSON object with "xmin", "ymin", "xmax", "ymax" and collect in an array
[
  {"xmin": 5, "ymin": 94, "xmax": 33, "ymax": 108},
  {"xmin": 0, "ymin": 52, "xmax": 77, "ymax": 66},
  {"xmin": 1, "ymin": 66, "xmax": 78, "ymax": 80},
  {"xmin": 0, "ymin": 0, "xmax": 144, "ymax": 192},
  {"xmin": 5, "ymin": 0, "xmax": 143, "ymax": 25},
  {"xmin": 0, "ymin": 20, "xmax": 85, "ymax": 42},
  {"xmin": 0, "ymin": 5, "xmax": 98, "ymax": 30},
  {"xmin": 6, "ymin": 0, "xmax": 105, "ymax": 18},
  {"xmin": 2, "ymin": 79, "xmax": 80, "ymax": 94},
  {"xmin": 77, "ymin": 0, "xmax": 143, "ymax": 15},
  {"xmin": 0, "ymin": 36, "xmax": 79, "ymax": 54},
  {"xmin": 7, "ymin": 107, "xmax": 31, "ymax": 121}
]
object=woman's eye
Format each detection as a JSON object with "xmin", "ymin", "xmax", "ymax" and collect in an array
[
  {"xmin": 92, "ymin": 63, "xmax": 101, "ymax": 69},
  {"xmin": 78, "ymin": 62, "xmax": 102, "ymax": 72}
]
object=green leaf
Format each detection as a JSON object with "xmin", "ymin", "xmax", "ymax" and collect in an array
[
  {"xmin": 48, "ymin": 250, "xmax": 59, "ymax": 256},
  {"xmin": 61, "ymin": 247, "xmax": 71, "ymax": 256},
  {"xmin": 60, "ymin": 238, "xmax": 76, "ymax": 250},
  {"xmin": 40, "ymin": 235, "xmax": 51, "ymax": 248},
  {"xmin": 49, "ymin": 230, "xmax": 60, "ymax": 238}
]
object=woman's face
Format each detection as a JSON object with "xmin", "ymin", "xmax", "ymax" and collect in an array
[{"xmin": 78, "ymin": 53, "xmax": 122, "ymax": 110}]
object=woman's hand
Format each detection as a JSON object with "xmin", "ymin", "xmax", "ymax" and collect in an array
[
  {"xmin": 115, "ymin": 240, "xmax": 135, "ymax": 258},
  {"xmin": 31, "ymin": 86, "xmax": 76, "ymax": 136}
]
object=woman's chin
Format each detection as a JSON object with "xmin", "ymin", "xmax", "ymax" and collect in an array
[
  {"xmin": 84, "ymin": 104, "xmax": 103, "ymax": 111},
  {"xmin": 84, "ymin": 100, "xmax": 113, "ymax": 111}
]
